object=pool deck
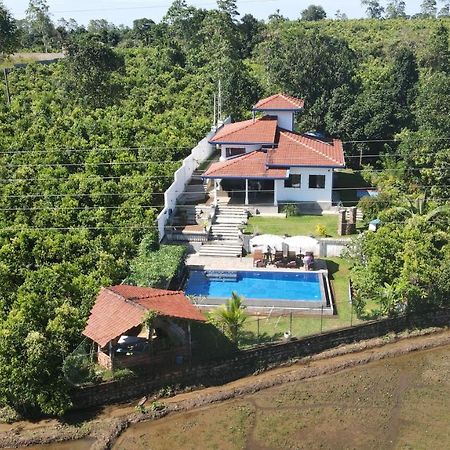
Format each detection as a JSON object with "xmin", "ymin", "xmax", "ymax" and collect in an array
[
  {"xmin": 184, "ymin": 256, "xmax": 333, "ymax": 315},
  {"xmin": 185, "ymin": 255, "xmax": 328, "ymax": 272}
]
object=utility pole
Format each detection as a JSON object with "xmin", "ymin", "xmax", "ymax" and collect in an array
[{"xmin": 3, "ymin": 68, "xmax": 11, "ymax": 107}]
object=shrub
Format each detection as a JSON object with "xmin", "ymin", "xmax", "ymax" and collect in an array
[
  {"xmin": 113, "ymin": 368, "xmax": 136, "ymax": 381},
  {"xmin": 127, "ymin": 243, "xmax": 187, "ymax": 289},
  {"xmin": 315, "ymin": 224, "xmax": 327, "ymax": 237},
  {"xmin": 282, "ymin": 204, "xmax": 298, "ymax": 217},
  {"xmin": 0, "ymin": 406, "xmax": 20, "ymax": 424}
]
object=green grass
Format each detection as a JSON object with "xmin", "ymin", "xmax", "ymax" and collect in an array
[
  {"xmin": 240, "ymin": 258, "xmax": 361, "ymax": 346},
  {"xmin": 245, "ymin": 214, "xmax": 339, "ymax": 238}
]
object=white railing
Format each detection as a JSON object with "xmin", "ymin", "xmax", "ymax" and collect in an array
[{"xmin": 156, "ymin": 131, "xmax": 215, "ymax": 241}]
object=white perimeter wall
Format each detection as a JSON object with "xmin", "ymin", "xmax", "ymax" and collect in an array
[
  {"xmin": 156, "ymin": 131, "xmax": 216, "ymax": 241},
  {"xmin": 275, "ymin": 167, "xmax": 333, "ymax": 203}
]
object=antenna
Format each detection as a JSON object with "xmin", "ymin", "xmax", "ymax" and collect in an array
[
  {"xmin": 213, "ymin": 92, "xmax": 217, "ymax": 128},
  {"xmin": 217, "ymin": 80, "xmax": 222, "ymax": 124}
]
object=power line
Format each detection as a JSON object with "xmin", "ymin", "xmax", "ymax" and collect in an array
[{"xmin": 51, "ymin": 0, "xmax": 277, "ymax": 14}]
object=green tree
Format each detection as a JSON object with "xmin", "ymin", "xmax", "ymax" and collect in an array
[
  {"xmin": 259, "ymin": 27, "xmax": 357, "ymax": 129},
  {"xmin": 0, "ymin": 2, "xmax": 18, "ymax": 55},
  {"xmin": 386, "ymin": 0, "xmax": 407, "ymax": 18},
  {"xmin": 301, "ymin": 5, "xmax": 327, "ymax": 21},
  {"xmin": 132, "ymin": 18, "xmax": 155, "ymax": 46},
  {"xmin": 25, "ymin": 0, "xmax": 56, "ymax": 52},
  {"xmin": 422, "ymin": 24, "xmax": 450, "ymax": 73},
  {"xmin": 213, "ymin": 292, "xmax": 247, "ymax": 344},
  {"xmin": 421, "ymin": 0, "xmax": 437, "ymax": 17},
  {"xmin": 65, "ymin": 38, "xmax": 125, "ymax": 108},
  {"xmin": 238, "ymin": 13, "xmax": 264, "ymax": 58},
  {"xmin": 439, "ymin": 1, "xmax": 450, "ymax": 16},
  {"xmin": 361, "ymin": 1, "xmax": 385, "ymax": 18}
]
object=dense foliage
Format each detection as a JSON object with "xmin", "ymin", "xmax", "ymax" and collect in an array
[
  {"xmin": 126, "ymin": 241, "xmax": 187, "ymax": 289},
  {"xmin": 0, "ymin": 0, "xmax": 449, "ymax": 415}
]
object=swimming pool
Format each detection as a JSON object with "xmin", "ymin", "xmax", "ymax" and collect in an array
[{"xmin": 185, "ymin": 270, "xmax": 324, "ymax": 302}]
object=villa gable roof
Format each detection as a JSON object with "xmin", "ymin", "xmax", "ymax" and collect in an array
[
  {"xmin": 267, "ymin": 130, "xmax": 345, "ymax": 168},
  {"xmin": 203, "ymin": 151, "xmax": 288, "ymax": 180},
  {"xmin": 253, "ymin": 93, "xmax": 305, "ymax": 111},
  {"xmin": 209, "ymin": 116, "xmax": 278, "ymax": 145},
  {"xmin": 83, "ymin": 285, "xmax": 205, "ymax": 347}
]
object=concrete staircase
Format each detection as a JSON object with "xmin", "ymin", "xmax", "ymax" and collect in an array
[
  {"xmin": 210, "ymin": 223, "xmax": 240, "ymax": 241},
  {"xmin": 214, "ymin": 205, "xmax": 248, "ymax": 224},
  {"xmin": 177, "ymin": 170, "xmax": 208, "ymax": 204},
  {"xmin": 198, "ymin": 205, "xmax": 248, "ymax": 257},
  {"xmin": 198, "ymin": 241, "xmax": 243, "ymax": 257}
]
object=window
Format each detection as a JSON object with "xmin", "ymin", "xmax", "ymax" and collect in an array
[
  {"xmin": 225, "ymin": 147, "xmax": 245, "ymax": 158},
  {"xmin": 284, "ymin": 174, "xmax": 301, "ymax": 188},
  {"xmin": 309, "ymin": 175, "xmax": 326, "ymax": 189}
]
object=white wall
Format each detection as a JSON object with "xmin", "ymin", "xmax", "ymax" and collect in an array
[
  {"xmin": 274, "ymin": 111, "xmax": 294, "ymax": 131},
  {"xmin": 156, "ymin": 132, "xmax": 216, "ymax": 241},
  {"xmin": 219, "ymin": 144, "xmax": 260, "ymax": 161},
  {"xmin": 275, "ymin": 167, "xmax": 333, "ymax": 203}
]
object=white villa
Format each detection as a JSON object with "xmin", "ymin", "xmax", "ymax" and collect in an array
[{"xmin": 202, "ymin": 93, "xmax": 345, "ymax": 210}]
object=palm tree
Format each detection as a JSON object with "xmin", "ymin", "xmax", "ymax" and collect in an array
[
  {"xmin": 381, "ymin": 195, "xmax": 450, "ymax": 225},
  {"xmin": 214, "ymin": 292, "xmax": 247, "ymax": 344}
]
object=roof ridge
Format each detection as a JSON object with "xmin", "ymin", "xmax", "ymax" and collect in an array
[
  {"xmin": 105, "ymin": 287, "xmax": 147, "ymax": 312},
  {"xmin": 279, "ymin": 130, "xmax": 340, "ymax": 165}
]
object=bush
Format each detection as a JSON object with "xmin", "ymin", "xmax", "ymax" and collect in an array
[
  {"xmin": 0, "ymin": 406, "xmax": 20, "ymax": 424},
  {"xmin": 63, "ymin": 355, "xmax": 101, "ymax": 385},
  {"xmin": 127, "ymin": 243, "xmax": 187, "ymax": 288},
  {"xmin": 282, "ymin": 204, "xmax": 298, "ymax": 217},
  {"xmin": 315, "ymin": 224, "xmax": 327, "ymax": 237},
  {"xmin": 357, "ymin": 193, "xmax": 392, "ymax": 223},
  {"xmin": 113, "ymin": 368, "xmax": 136, "ymax": 381}
]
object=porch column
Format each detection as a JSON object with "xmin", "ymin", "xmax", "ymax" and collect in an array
[
  {"xmin": 214, "ymin": 179, "xmax": 218, "ymax": 206},
  {"xmin": 245, "ymin": 179, "xmax": 249, "ymax": 205},
  {"xmin": 273, "ymin": 180, "xmax": 278, "ymax": 206}
]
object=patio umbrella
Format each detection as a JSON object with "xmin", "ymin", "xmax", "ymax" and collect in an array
[
  {"xmin": 250, "ymin": 234, "xmax": 284, "ymax": 253},
  {"xmin": 283, "ymin": 236, "xmax": 319, "ymax": 255}
]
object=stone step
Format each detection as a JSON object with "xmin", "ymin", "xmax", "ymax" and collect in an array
[
  {"xmin": 199, "ymin": 241, "xmax": 242, "ymax": 257},
  {"xmin": 215, "ymin": 217, "xmax": 247, "ymax": 224}
]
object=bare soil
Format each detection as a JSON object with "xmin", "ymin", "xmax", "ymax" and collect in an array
[{"xmin": 2, "ymin": 328, "xmax": 449, "ymax": 450}]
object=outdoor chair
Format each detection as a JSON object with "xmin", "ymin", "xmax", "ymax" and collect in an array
[
  {"xmin": 288, "ymin": 251, "xmax": 296, "ymax": 261},
  {"xmin": 253, "ymin": 249, "xmax": 265, "ymax": 267},
  {"xmin": 273, "ymin": 250, "xmax": 283, "ymax": 262}
]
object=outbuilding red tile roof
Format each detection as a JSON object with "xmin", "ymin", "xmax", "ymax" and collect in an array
[
  {"xmin": 203, "ymin": 151, "xmax": 288, "ymax": 179},
  {"xmin": 253, "ymin": 93, "xmax": 305, "ymax": 111},
  {"xmin": 83, "ymin": 286, "xmax": 205, "ymax": 347},
  {"xmin": 209, "ymin": 116, "xmax": 278, "ymax": 144},
  {"xmin": 267, "ymin": 130, "xmax": 345, "ymax": 167}
]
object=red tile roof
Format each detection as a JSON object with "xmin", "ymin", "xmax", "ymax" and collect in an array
[
  {"xmin": 209, "ymin": 116, "xmax": 277, "ymax": 144},
  {"xmin": 253, "ymin": 93, "xmax": 305, "ymax": 111},
  {"xmin": 268, "ymin": 130, "xmax": 345, "ymax": 167},
  {"xmin": 203, "ymin": 151, "xmax": 288, "ymax": 179},
  {"xmin": 83, "ymin": 286, "xmax": 205, "ymax": 347}
]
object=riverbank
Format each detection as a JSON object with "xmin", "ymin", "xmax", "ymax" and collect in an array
[{"xmin": 1, "ymin": 326, "xmax": 449, "ymax": 449}]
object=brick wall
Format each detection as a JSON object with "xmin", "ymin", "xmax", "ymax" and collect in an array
[{"xmin": 71, "ymin": 309, "xmax": 450, "ymax": 409}]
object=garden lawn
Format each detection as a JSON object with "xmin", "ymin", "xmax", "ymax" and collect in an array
[
  {"xmin": 245, "ymin": 214, "xmax": 339, "ymax": 238},
  {"xmin": 240, "ymin": 258, "xmax": 361, "ymax": 347}
]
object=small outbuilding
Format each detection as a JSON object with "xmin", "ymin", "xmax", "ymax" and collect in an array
[{"xmin": 83, "ymin": 285, "xmax": 205, "ymax": 371}]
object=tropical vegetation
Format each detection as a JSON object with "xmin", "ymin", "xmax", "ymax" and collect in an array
[{"xmin": 0, "ymin": 0, "xmax": 448, "ymax": 416}]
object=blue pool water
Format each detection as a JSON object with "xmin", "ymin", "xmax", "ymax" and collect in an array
[{"xmin": 185, "ymin": 270, "xmax": 322, "ymax": 302}]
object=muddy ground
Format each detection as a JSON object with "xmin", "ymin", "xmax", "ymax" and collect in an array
[{"xmin": 2, "ymin": 327, "xmax": 450, "ymax": 450}]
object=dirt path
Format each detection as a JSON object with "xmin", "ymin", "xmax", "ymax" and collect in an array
[{"xmin": 1, "ymin": 327, "xmax": 449, "ymax": 449}]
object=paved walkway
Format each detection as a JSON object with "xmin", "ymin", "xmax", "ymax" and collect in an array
[{"xmin": 185, "ymin": 254, "xmax": 328, "ymax": 272}]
